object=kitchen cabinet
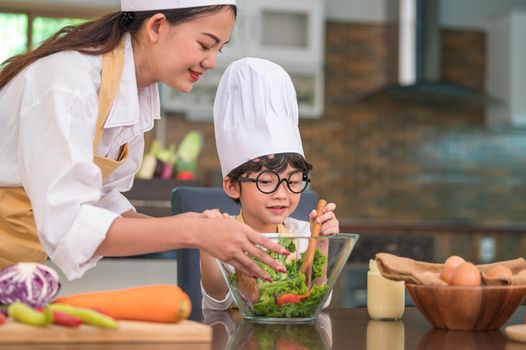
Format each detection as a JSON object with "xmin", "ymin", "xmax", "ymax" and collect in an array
[
  {"xmin": 160, "ymin": 66, "xmax": 324, "ymax": 120},
  {"xmin": 160, "ymin": 0, "xmax": 325, "ymax": 119},
  {"xmin": 221, "ymin": 0, "xmax": 325, "ymax": 66}
]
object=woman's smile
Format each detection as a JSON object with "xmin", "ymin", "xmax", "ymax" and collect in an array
[{"xmin": 189, "ymin": 69, "xmax": 202, "ymax": 82}]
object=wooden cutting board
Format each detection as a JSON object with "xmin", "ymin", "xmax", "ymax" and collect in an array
[
  {"xmin": 505, "ymin": 324, "xmax": 526, "ymax": 343},
  {"xmin": 0, "ymin": 318, "xmax": 211, "ymax": 344}
]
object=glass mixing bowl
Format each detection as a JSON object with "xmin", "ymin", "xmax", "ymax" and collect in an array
[{"xmin": 217, "ymin": 233, "xmax": 359, "ymax": 323}]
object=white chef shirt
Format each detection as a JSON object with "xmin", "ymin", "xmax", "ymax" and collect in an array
[
  {"xmin": 201, "ymin": 217, "xmax": 333, "ymax": 310},
  {"xmin": 0, "ymin": 34, "xmax": 160, "ymax": 280}
]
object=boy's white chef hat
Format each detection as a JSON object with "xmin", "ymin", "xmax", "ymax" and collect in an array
[
  {"xmin": 214, "ymin": 57, "xmax": 304, "ymax": 177},
  {"xmin": 121, "ymin": 0, "xmax": 236, "ymax": 11}
]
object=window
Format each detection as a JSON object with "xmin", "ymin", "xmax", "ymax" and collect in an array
[
  {"xmin": 32, "ymin": 16, "xmax": 87, "ymax": 49},
  {"xmin": 0, "ymin": 13, "xmax": 28, "ymax": 65},
  {"xmin": 0, "ymin": 11, "xmax": 88, "ymax": 65}
]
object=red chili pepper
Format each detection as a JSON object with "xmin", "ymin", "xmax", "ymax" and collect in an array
[
  {"xmin": 276, "ymin": 289, "xmax": 314, "ymax": 306},
  {"xmin": 51, "ymin": 310, "xmax": 83, "ymax": 327},
  {"xmin": 0, "ymin": 312, "xmax": 5, "ymax": 325}
]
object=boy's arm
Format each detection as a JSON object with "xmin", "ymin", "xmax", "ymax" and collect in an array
[
  {"xmin": 199, "ymin": 209, "xmax": 232, "ymax": 302},
  {"xmin": 200, "ymin": 250, "xmax": 229, "ymax": 301}
]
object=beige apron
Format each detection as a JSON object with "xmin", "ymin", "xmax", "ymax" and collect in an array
[{"xmin": 0, "ymin": 39, "xmax": 129, "ymax": 269}]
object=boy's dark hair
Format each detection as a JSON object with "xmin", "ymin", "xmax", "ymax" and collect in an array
[{"xmin": 226, "ymin": 152, "xmax": 313, "ymax": 204}]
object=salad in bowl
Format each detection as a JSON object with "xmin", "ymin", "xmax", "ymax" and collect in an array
[{"xmin": 217, "ymin": 233, "xmax": 359, "ymax": 323}]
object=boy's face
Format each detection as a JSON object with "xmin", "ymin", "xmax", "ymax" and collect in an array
[{"xmin": 223, "ymin": 164, "xmax": 303, "ymax": 233}]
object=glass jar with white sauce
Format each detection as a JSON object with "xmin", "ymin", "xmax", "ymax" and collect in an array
[{"xmin": 367, "ymin": 259, "xmax": 405, "ymax": 320}]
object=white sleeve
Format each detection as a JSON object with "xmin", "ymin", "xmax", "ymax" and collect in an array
[
  {"xmin": 18, "ymin": 88, "xmax": 118, "ymax": 280},
  {"xmin": 200, "ymin": 258, "xmax": 234, "ymax": 310},
  {"xmin": 201, "ymin": 281, "xmax": 234, "ymax": 310},
  {"xmin": 95, "ymin": 189, "xmax": 135, "ymax": 215}
]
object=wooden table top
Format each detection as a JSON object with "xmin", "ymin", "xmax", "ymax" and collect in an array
[{"xmin": 199, "ymin": 306, "xmax": 526, "ymax": 350}]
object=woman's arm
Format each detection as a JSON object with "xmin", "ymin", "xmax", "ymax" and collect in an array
[{"xmin": 95, "ymin": 214, "xmax": 288, "ymax": 281}]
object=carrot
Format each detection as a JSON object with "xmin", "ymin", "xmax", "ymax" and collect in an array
[{"xmin": 53, "ymin": 284, "xmax": 191, "ymax": 323}]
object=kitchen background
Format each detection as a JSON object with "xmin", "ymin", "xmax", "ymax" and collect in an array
[{"xmin": 1, "ymin": 0, "xmax": 525, "ymax": 307}]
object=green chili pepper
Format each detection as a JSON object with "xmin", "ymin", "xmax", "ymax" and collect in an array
[
  {"xmin": 49, "ymin": 303, "xmax": 118, "ymax": 329},
  {"xmin": 8, "ymin": 302, "xmax": 53, "ymax": 327}
]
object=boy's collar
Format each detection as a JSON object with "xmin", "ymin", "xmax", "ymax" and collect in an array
[{"xmin": 235, "ymin": 209, "xmax": 288, "ymax": 234}]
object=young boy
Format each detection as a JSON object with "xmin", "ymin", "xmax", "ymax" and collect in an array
[{"xmin": 200, "ymin": 57, "xmax": 339, "ymax": 310}]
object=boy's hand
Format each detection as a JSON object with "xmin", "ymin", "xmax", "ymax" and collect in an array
[{"xmin": 309, "ymin": 202, "xmax": 339, "ymax": 236}]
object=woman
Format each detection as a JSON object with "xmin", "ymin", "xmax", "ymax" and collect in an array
[{"xmin": 0, "ymin": 0, "xmax": 288, "ymax": 281}]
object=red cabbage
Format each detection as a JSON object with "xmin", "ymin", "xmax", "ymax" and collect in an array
[{"xmin": 0, "ymin": 263, "xmax": 60, "ymax": 307}]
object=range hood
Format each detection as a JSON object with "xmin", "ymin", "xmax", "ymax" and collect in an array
[{"xmin": 359, "ymin": 0, "xmax": 497, "ymax": 105}]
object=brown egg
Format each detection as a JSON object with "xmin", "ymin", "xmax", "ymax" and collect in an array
[
  {"xmin": 440, "ymin": 255, "xmax": 466, "ymax": 285},
  {"xmin": 451, "ymin": 262, "xmax": 481, "ymax": 287},
  {"xmin": 485, "ymin": 265, "xmax": 513, "ymax": 279}
]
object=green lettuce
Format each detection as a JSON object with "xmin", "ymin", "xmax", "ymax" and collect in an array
[{"xmin": 231, "ymin": 238, "xmax": 330, "ymax": 318}]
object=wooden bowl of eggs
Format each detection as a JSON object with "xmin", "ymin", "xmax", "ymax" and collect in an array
[{"xmin": 406, "ymin": 256, "xmax": 526, "ymax": 331}]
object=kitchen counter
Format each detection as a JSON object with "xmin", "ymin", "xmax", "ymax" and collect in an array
[
  {"xmin": 1, "ymin": 307, "xmax": 523, "ymax": 349},
  {"xmin": 200, "ymin": 306, "xmax": 526, "ymax": 349}
]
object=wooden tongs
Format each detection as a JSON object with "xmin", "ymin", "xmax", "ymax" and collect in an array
[
  {"xmin": 235, "ymin": 270, "xmax": 260, "ymax": 307},
  {"xmin": 300, "ymin": 199, "xmax": 327, "ymax": 287}
]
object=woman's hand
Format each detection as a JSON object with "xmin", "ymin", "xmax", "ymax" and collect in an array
[
  {"xmin": 201, "ymin": 208, "xmax": 230, "ymax": 219},
  {"xmin": 173, "ymin": 211, "xmax": 205, "ymax": 218},
  {"xmin": 196, "ymin": 212, "xmax": 288, "ymax": 281},
  {"xmin": 309, "ymin": 202, "xmax": 339, "ymax": 236}
]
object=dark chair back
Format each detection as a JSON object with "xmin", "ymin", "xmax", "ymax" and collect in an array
[{"xmin": 171, "ymin": 186, "xmax": 318, "ymax": 308}]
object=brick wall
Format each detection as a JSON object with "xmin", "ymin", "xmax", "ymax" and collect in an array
[{"xmin": 160, "ymin": 22, "xmax": 526, "ymax": 225}]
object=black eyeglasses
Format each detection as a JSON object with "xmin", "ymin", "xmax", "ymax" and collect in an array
[{"xmin": 238, "ymin": 170, "xmax": 311, "ymax": 194}]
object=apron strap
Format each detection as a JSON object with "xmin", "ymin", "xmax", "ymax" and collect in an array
[{"xmin": 93, "ymin": 38, "xmax": 126, "ymax": 152}]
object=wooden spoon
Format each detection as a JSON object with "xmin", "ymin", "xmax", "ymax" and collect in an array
[
  {"xmin": 235, "ymin": 270, "xmax": 260, "ymax": 309},
  {"xmin": 300, "ymin": 199, "xmax": 327, "ymax": 287}
]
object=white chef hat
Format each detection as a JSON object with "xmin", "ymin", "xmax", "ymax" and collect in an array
[
  {"xmin": 121, "ymin": 0, "xmax": 236, "ymax": 11},
  {"xmin": 214, "ymin": 57, "xmax": 304, "ymax": 177}
]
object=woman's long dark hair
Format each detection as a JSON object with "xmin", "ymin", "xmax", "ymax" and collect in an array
[{"xmin": 0, "ymin": 5, "xmax": 236, "ymax": 89}]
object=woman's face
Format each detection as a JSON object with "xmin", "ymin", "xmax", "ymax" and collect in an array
[{"xmin": 146, "ymin": 7, "xmax": 235, "ymax": 92}]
